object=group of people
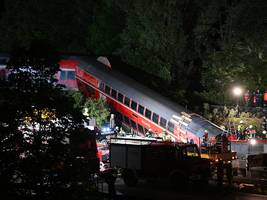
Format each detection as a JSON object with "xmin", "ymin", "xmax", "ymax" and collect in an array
[
  {"xmin": 201, "ymin": 130, "xmax": 230, "ymax": 153},
  {"xmin": 226, "ymin": 117, "xmax": 267, "ymax": 140},
  {"xmin": 201, "ymin": 116, "xmax": 267, "ymax": 150},
  {"xmin": 243, "ymin": 89, "xmax": 267, "ymax": 107}
]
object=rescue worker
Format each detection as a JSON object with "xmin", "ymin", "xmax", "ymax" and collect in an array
[
  {"xmin": 262, "ymin": 130, "xmax": 267, "ymax": 139},
  {"xmin": 202, "ymin": 130, "xmax": 209, "ymax": 147},
  {"xmin": 243, "ymin": 90, "xmax": 251, "ymax": 107},
  {"xmin": 248, "ymin": 125, "xmax": 256, "ymax": 138},
  {"xmin": 262, "ymin": 116, "xmax": 267, "ymax": 131},
  {"xmin": 102, "ymin": 169, "xmax": 116, "ymax": 199},
  {"xmin": 165, "ymin": 134, "xmax": 172, "ymax": 141},
  {"xmin": 114, "ymin": 126, "xmax": 119, "ymax": 137},
  {"xmin": 226, "ymin": 163, "xmax": 233, "ymax": 185},
  {"xmin": 161, "ymin": 131, "xmax": 167, "ymax": 141},
  {"xmin": 237, "ymin": 120, "xmax": 245, "ymax": 140},
  {"xmin": 109, "ymin": 114, "xmax": 115, "ymax": 129},
  {"xmin": 263, "ymin": 90, "xmax": 267, "ymax": 107},
  {"xmin": 146, "ymin": 129, "xmax": 155, "ymax": 138},
  {"xmin": 222, "ymin": 133, "xmax": 229, "ymax": 153},
  {"xmin": 252, "ymin": 91, "xmax": 257, "ymax": 107},
  {"xmin": 255, "ymin": 89, "xmax": 262, "ymax": 107},
  {"xmin": 215, "ymin": 133, "xmax": 222, "ymax": 153}
]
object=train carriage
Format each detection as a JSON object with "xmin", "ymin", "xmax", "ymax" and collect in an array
[{"xmin": 61, "ymin": 56, "xmax": 224, "ymax": 145}]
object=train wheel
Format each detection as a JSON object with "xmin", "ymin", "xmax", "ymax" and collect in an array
[{"xmin": 122, "ymin": 169, "xmax": 138, "ymax": 187}]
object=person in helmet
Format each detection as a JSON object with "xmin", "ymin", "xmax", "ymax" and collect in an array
[
  {"xmin": 202, "ymin": 130, "xmax": 209, "ymax": 147},
  {"xmin": 146, "ymin": 129, "xmax": 153, "ymax": 138}
]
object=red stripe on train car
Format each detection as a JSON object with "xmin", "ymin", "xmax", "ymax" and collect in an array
[{"xmin": 76, "ymin": 68, "xmax": 99, "ymax": 88}]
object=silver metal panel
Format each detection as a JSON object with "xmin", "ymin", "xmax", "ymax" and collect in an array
[
  {"xmin": 264, "ymin": 144, "xmax": 267, "ymax": 153},
  {"xmin": 127, "ymin": 146, "xmax": 142, "ymax": 170},
  {"xmin": 110, "ymin": 145, "xmax": 127, "ymax": 168}
]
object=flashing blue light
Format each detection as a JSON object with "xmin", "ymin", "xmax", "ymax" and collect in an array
[{"xmin": 101, "ymin": 126, "xmax": 111, "ymax": 133}]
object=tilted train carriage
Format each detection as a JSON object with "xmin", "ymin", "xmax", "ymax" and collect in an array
[{"xmin": 60, "ymin": 56, "xmax": 224, "ymax": 145}]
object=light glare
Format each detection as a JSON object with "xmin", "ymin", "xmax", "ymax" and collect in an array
[
  {"xmin": 250, "ymin": 138, "xmax": 257, "ymax": 145},
  {"xmin": 233, "ymin": 87, "xmax": 243, "ymax": 96}
]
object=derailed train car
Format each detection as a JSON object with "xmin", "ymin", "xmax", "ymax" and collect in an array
[{"xmin": 60, "ymin": 56, "xmax": 224, "ymax": 144}]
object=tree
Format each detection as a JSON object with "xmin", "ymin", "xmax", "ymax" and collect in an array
[
  {"xmin": 118, "ymin": 0, "xmax": 182, "ymax": 82},
  {"xmin": 117, "ymin": 0, "xmax": 207, "ymax": 105},
  {"xmin": 0, "ymin": 0, "xmax": 93, "ymax": 53},
  {"xmin": 69, "ymin": 91, "xmax": 110, "ymax": 127},
  {"xmin": 0, "ymin": 43, "xmax": 89, "ymax": 198},
  {"xmin": 84, "ymin": 98, "xmax": 110, "ymax": 127},
  {"xmin": 87, "ymin": 0, "xmax": 125, "ymax": 55},
  {"xmin": 197, "ymin": 0, "xmax": 267, "ymax": 104}
]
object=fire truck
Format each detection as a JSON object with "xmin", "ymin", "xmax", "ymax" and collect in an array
[{"xmin": 109, "ymin": 136, "xmax": 211, "ymax": 187}]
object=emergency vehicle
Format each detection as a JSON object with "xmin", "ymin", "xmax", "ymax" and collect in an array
[{"xmin": 108, "ymin": 136, "xmax": 211, "ymax": 186}]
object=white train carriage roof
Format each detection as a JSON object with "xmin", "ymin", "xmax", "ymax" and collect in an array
[{"xmin": 76, "ymin": 56, "xmax": 185, "ymax": 121}]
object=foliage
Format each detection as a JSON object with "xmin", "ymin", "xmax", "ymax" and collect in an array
[
  {"xmin": 0, "ymin": 0, "xmax": 93, "ymax": 53},
  {"xmin": 87, "ymin": 0, "xmax": 125, "ymax": 55},
  {"xmin": 1, "ymin": 0, "xmax": 267, "ymax": 107},
  {"xmin": 84, "ymin": 98, "xmax": 110, "ymax": 127},
  {"xmin": 69, "ymin": 91, "xmax": 110, "ymax": 127},
  {"xmin": 118, "ymin": 0, "xmax": 185, "ymax": 82},
  {"xmin": 69, "ymin": 90, "xmax": 86, "ymax": 110},
  {"xmin": 224, "ymin": 117, "xmax": 262, "ymax": 133},
  {"xmin": 0, "ymin": 44, "xmax": 92, "ymax": 198},
  {"xmin": 198, "ymin": 0, "xmax": 267, "ymax": 104},
  {"xmin": 203, "ymin": 104, "xmax": 263, "ymax": 134}
]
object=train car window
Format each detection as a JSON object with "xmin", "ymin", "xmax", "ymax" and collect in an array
[
  {"xmin": 60, "ymin": 71, "xmax": 66, "ymax": 80},
  {"xmin": 160, "ymin": 117, "xmax": 167, "ymax": 128},
  {"xmin": 145, "ymin": 109, "xmax": 152, "ymax": 119},
  {"xmin": 131, "ymin": 101, "xmax": 137, "ymax": 111},
  {"xmin": 167, "ymin": 122, "xmax": 174, "ymax": 133},
  {"xmin": 138, "ymin": 124, "xmax": 144, "ymax": 134},
  {"xmin": 124, "ymin": 116, "xmax": 130, "ymax": 125},
  {"xmin": 152, "ymin": 113, "xmax": 159, "ymax": 124},
  {"xmin": 111, "ymin": 89, "xmax": 117, "ymax": 98},
  {"xmin": 118, "ymin": 93, "xmax": 124, "ymax": 103},
  {"xmin": 105, "ymin": 85, "xmax": 111, "ymax": 95},
  {"xmin": 99, "ymin": 82, "xmax": 105, "ymax": 91},
  {"xmin": 67, "ymin": 71, "xmax": 75, "ymax": 80},
  {"xmin": 130, "ymin": 120, "xmax": 137, "ymax": 130},
  {"xmin": 138, "ymin": 105, "xmax": 144, "ymax": 115},
  {"xmin": 124, "ymin": 97, "xmax": 130, "ymax": 107}
]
